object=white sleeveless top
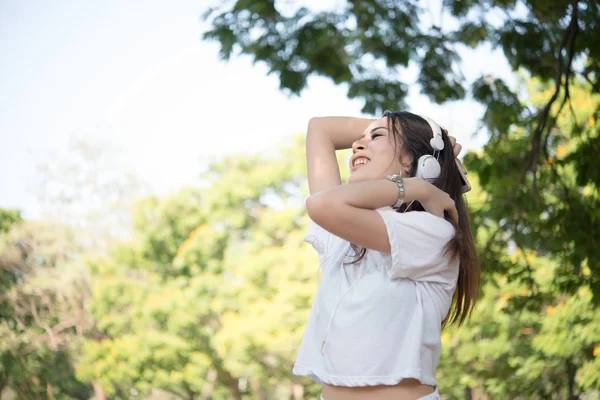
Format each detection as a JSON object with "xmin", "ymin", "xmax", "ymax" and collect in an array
[{"xmin": 293, "ymin": 209, "xmax": 459, "ymax": 387}]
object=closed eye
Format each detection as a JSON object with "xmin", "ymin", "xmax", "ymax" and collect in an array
[{"xmin": 371, "ymin": 133, "xmax": 382, "ymax": 139}]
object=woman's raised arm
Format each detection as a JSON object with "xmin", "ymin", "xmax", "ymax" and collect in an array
[{"xmin": 306, "ymin": 117, "xmax": 373, "ymax": 195}]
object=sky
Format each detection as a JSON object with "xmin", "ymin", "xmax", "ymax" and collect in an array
[{"xmin": 0, "ymin": 0, "xmax": 513, "ymax": 219}]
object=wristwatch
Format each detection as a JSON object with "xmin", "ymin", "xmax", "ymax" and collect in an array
[{"xmin": 385, "ymin": 174, "xmax": 405, "ymax": 209}]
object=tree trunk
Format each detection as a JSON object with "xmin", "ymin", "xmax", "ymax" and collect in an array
[
  {"xmin": 201, "ymin": 369, "xmax": 217, "ymax": 400},
  {"xmin": 250, "ymin": 377, "xmax": 268, "ymax": 400},
  {"xmin": 47, "ymin": 383, "xmax": 54, "ymax": 400},
  {"xmin": 292, "ymin": 382, "xmax": 304, "ymax": 400},
  {"xmin": 227, "ymin": 377, "xmax": 241, "ymax": 400},
  {"xmin": 464, "ymin": 386, "xmax": 473, "ymax": 400},
  {"xmin": 0, "ymin": 373, "xmax": 8, "ymax": 400},
  {"xmin": 566, "ymin": 358, "xmax": 578, "ymax": 400},
  {"xmin": 215, "ymin": 368, "xmax": 241, "ymax": 400},
  {"xmin": 92, "ymin": 381, "xmax": 107, "ymax": 400}
]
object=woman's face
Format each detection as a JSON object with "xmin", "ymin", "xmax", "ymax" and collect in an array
[{"xmin": 349, "ymin": 117, "xmax": 408, "ymax": 184}]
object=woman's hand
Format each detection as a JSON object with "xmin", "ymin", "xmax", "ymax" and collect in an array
[
  {"xmin": 449, "ymin": 135, "xmax": 467, "ymax": 176},
  {"xmin": 410, "ymin": 178, "xmax": 458, "ymax": 224},
  {"xmin": 402, "ymin": 134, "xmax": 466, "ymax": 223}
]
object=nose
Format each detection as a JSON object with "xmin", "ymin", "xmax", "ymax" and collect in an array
[{"xmin": 352, "ymin": 138, "xmax": 367, "ymax": 153}]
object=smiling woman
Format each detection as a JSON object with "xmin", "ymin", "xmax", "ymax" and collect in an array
[{"xmin": 294, "ymin": 112, "xmax": 480, "ymax": 400}]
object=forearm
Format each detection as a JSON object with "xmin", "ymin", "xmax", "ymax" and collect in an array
[
  {"xmin": 307, "ymin": 177, "xmax": 426, "ymax": 211},
  {"xmin": 307, "ymin": 116, "xmax": 374, "ymax": 150}
]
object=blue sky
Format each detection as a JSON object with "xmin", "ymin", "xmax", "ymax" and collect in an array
[{"xmin": 0, "ymin": 0, "xmax": 513, "ymax": 219}]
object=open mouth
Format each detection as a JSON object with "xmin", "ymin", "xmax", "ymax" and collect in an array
[{"xmin": 352, "ymin": 157, "xmax": 371, "ymax": 169}]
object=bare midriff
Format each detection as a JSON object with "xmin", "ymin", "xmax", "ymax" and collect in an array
[{"xmin": 322, "ymin": 379, "xmax": 435, "ymax": 400}]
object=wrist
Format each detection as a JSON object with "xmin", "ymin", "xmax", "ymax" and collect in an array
[{"xmin": 403, "ymin": 177, "xmax": 428, "ymax": 203}]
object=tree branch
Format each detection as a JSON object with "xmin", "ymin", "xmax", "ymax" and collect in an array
[
  {"xmin": 524, "ymin": 1, "xmax": 579, "ymax": 194},
  {"xmin": 19, "ymin": 319, "xmax": 77, "ymax": 355},
  {"xmin": 581, "ymin": 70, "xmax": 600, "ymax": 93},
  {"xmin": 29, "ymin": 297, "xmax": 58, "ymax": 350}
]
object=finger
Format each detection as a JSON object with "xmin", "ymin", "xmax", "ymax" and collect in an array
[
  {"xmin": 456, "ymin": 158, "xmax": 468, "ymax": 175},
  {"xmin": 448, "ymin": 205, "xmax": 459, "ymax": 224},
  {"xmin": 453, "ymin": 143, "xmax": 462, "ymax": 158},
  {"xmin": 449, "ymin": 136, "xmax": 457, "ymax": 147}
]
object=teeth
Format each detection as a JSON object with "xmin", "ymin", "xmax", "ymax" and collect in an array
[{"xmin": 354, "ymin": 158, "xmax": 370, "ymax": 167}]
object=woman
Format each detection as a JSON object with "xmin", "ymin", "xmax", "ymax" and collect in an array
[{"xmin": 293, "ymin": 111, "xmax": 480, "ymax": 400}]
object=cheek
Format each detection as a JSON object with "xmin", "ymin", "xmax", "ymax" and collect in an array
[{"xmin": 374, "ymin": 143, "xmax": 398, "ymax": 165}]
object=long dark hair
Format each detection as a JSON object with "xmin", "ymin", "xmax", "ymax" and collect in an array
[{"xmin": 348, "ymin": 111, "xmax": 480, "ymax": 327}]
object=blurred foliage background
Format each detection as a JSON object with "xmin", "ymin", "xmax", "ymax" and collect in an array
[{"xmin": 2, "ymin": 0, "xmax": 600, "ymax": 399}]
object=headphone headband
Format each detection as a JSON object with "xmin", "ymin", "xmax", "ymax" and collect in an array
[{"xmin": 420, "ymin": 115, "xmax": 444, "ymax": 152}]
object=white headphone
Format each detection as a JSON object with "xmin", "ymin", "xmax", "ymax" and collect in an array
[{"xmin": 415, "ymin": 116, "xmax": 444, "ymax": 182}]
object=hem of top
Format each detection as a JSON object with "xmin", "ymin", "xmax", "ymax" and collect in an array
[
  {"xmin": 292, "ymin": 364, "xmax": 437, "ymax": 387},
  {"xmin": 303, "ymin": 234, "xmax": 318, "ymax": 245},
  {"xmin": 303, "ymin": 233, "xmax": 321, "ymax": 248}
]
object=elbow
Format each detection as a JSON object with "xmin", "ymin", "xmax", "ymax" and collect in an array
[
  {"xmin": 306, "ymin": 194, "xmax": 321, "ymax": 221},
  {"xmin": 307, "ymin": 192, "xmax": 352, "ymax": 236},
  {"xmin": 306, "ymin": 193, "xmax": 333, "ymax": 225},
  {"xmin": 307, "ymin": 117, "xmax": 324, "ymax": 136}
]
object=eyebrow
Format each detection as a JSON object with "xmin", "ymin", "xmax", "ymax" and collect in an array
[{"xmin": 359, "ymin": 126, "xmax": 388, "ymax": 140}]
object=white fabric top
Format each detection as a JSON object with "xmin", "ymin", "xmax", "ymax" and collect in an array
[{"xmin": 293, "ymin": 209, "xmax": 459, "ymax": 387}]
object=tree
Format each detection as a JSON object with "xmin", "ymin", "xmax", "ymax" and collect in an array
[
  {"xmin": 202, "ymin": 0, "xmax": 600, "ymax": 300},
  {"xmin": 436, "ymin": 222, "xmax": 600, "ymax": 398},
  {"xmin": 0, "ymin": 217, "xmax": 92, "ymax": 399},
  {"xmin": 441, "ymin": 77, "xmax": 600, "ymax": 398},
  {"xmin": 77, "ymin": 135, "xmax": 324, "ymax": 399},
  {"xmin": 0, "ymin": 136, "xmax": 146, "ymax": 399},
  {"xmin": 0, "ymin": 210, "xmax": 21, "ymax": 234},
  {"xmin": 467, "ymin": 77, "xmax": 600, "ymax": 297}
]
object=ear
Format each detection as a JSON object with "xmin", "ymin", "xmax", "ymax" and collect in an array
[
  {"xmin": 399, "ymin": 153, "xmax": 412, "ymax": 176},
  {"xmin": 394, "ymin": 142, "xmax": 413, "ymax": 176}
]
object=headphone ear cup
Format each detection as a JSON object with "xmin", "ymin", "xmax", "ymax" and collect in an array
[{"xmin": 416, "ymin": 154, "xmax": 441, "ymax": 182}]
